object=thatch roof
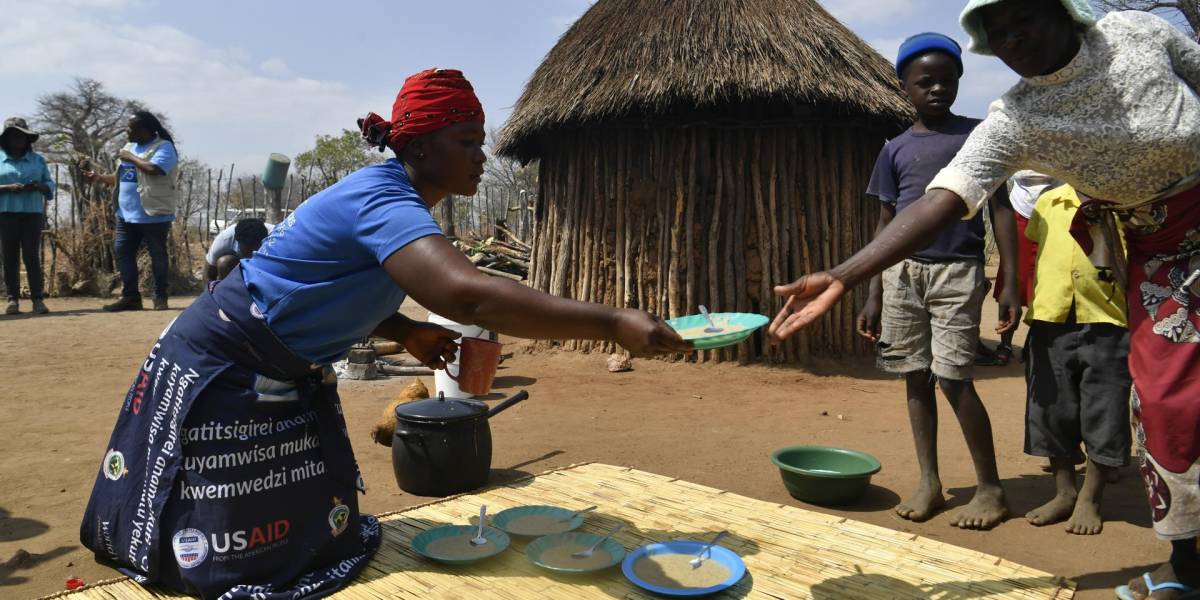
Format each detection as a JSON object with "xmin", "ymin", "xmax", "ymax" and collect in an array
[{"xmin": 498, "ymin": 0, "xmax": 913, "ymax": 161}]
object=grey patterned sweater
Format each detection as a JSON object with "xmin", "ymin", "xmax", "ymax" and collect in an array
[{"xmin": 929, "ymin": 11, "xmax": 1200, "ymax": 218}]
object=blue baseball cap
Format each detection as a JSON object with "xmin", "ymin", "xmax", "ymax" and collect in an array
[{"xmin": 896, "ymin": 32, "xmax": 963, "ymax": 79}]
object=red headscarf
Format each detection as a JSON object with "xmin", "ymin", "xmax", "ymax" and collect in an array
[{"xmin": 359, "ymin": 68, "xmax": 484, "ymax": 154}]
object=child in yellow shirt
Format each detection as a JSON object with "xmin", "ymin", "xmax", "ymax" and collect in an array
[{"xmin": 1022, "ymin": 184, "xmax": 1130, "ymax": 535}]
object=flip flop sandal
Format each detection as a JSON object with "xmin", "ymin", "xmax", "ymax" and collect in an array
[{"xmin": 1115, "ymin": 573, "xmax": 1200, "ymax": 600}]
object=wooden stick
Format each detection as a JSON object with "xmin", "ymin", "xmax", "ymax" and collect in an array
[
  {"xmin": 684, "ymin": 128, "xmax": 698, "ymax": 320},
  {"xmin": 478, "ymin": 266, "xmax": 523, "ymax": 280},
  {"xmin": 706, "ymin": 129, "xmax": 724, "ymax": 363},
  {"xmin": 667, "ymin": 130, "xmax": 684, "ymax": 318},
  {"xmin": 615, "ymin": 129, "xmax": 627, "ymax": 309},
  {"xmin": 494, "ymin": 224, "xmax": 530, "ymax": 250}
]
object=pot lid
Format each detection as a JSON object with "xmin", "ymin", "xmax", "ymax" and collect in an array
[{"xmin": 394, "ymin": 392, "xmax": 488, "ymax": 423}]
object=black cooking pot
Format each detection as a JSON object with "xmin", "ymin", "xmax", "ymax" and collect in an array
[{"xmin": 391, "ymin": 390, "xmax": 529, "ymax": 496}]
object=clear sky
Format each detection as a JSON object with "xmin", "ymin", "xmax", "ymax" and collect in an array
[{"xmin": 0, "ymin": 0, "xmax": 1043, "ymax": 172}]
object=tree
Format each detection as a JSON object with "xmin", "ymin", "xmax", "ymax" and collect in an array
[
  {"xmin": 32, "ymin": 78, "xmax": 164, "ymax": 277},
  {"xmin": 1095, "ymin": 0, "xmax": 1200, "ymax": 39},
  {"xmin": 34, "ymin": 78, "xmax": 148, "ymax": 166},
  {"xmin": 481, "ymin": 127, "xmax": 538, "ymax": 240},
  {"xmin": 294, "ymin": 129, "xmax": 386, "ymax": 189}
]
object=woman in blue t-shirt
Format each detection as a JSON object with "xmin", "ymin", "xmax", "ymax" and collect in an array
[
  {"xmin": 0, "ymin": 117, "xmax": 55, "ymax": 315},
  {"xmin": 80, "ymin": 69, "xmax": 690, "ymax": 600}
]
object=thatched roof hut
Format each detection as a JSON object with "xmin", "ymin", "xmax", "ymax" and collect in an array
[{"xmin": 500, "ymin": 0, "xmax": 912, "ymax": 363}]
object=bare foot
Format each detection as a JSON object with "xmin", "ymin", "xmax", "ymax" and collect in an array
[
  {"xmin": 1126, "ymin": 562, "xmax": 1186, "ymax": 599},
  {"xmin": 895, "ymin": 482, "xmax": 945, "ymax": 522},
  {"xmin": 1064, "ymin": 495, "xmax": 1103, "ymax": 535},
  {"xmin": 1025, "ymin": 492, "xmax": 1076, "ymax": 526},
  {"xmin": 951, "ymin": 485, "xmax": 1008, "ymax": 530}
]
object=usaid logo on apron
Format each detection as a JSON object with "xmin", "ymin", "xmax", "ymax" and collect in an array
[{"xmin": 171, "ymin": 528, "xmax": 209, "ymax": 569}]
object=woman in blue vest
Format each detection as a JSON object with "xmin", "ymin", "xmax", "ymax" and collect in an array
[
  {"xmin": 84, "ymin": 111, "xmax": 178, "ymax": 311},
  {"xmin": 80, "ymin": 69, "xmax": 691, "ymax": 600}
]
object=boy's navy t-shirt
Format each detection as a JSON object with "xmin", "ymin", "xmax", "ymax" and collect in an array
[{"xmin": 867, "ymin": 115, "xmax": 986, "ymax": 263}]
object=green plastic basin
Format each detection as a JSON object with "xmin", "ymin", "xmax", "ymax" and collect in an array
[{"xmin": 769, "ymin": 445, "xmax": 881, "ymax": 506}]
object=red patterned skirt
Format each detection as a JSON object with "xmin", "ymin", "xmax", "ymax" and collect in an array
[{"xmin": 1120, "ymin": 187, "xmax": 1200, "ymax": 541}]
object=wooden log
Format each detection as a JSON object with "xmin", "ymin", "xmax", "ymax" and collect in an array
[
  {"xmin": 478, "ymin": 266, "xmax": 523, "ymax": 280},
  {"xmin": 774, "ymin": 129, "xmax": 793, "ymax": 363},
  {"xmin": 766, "ymin": 129, "xmax": 782, "ymax": 361},
  {"xmin": 666, "ymin": 131, "xmax": 683, "ymax": 318},
  {"xmin": 481, "ymin": 243, "xmax": 529, "ymax": 261},
  {"xmin": 637, "ymin": 132, "xmax": 651, "ymax": 313},
  {"xmin": 624, "ymin": 132, "xmax": 636, "ymax": 308},
  {"xmin": 797, "ymin": 128, "xmax": 815, "ymax": 360},
  {"xmin": 550, "ymin": 144, "xmax": 574, "ymax": 297},
  {"xmin": 615, "ymin": 129, "xmax": 627, "ymax": 309},
  {"xmin": 732, "ymin": 129, "xmax": 749, "ymax": 363},
  {"xmin": 494, "ymin": 224, "xmax": 530, "ymax": 250},
  {"xmin": 750, "ymin": 129, "xmax": 771, "ymax": 361},
  {"xmin": 371, "ymin": 341, "xmax": 405, "ymax": 356},
  {"xmin": 720, "ymin": 130, "xmax": 738, "ymax": 363},
  {"xmin": 378, "ymin": 365, "xmax": 435, "ymax": 377},
  {"xmin": 684, "ymin": 128, "xmax": 697, "ymax": 320},
  {"xmin": 581, "ymin": 143, "xmax": 600, "ymax": 304}
]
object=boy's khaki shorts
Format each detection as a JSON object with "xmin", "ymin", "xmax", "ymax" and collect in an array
[{"xmin": 876, "ymin": 259, "xmax": 988, "ymax": 381}]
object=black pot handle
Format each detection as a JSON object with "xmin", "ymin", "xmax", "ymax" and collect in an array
[
  {"xmin": 486, "ymin": 390, "xmax": 529, "ymax": 419},
  {"xmin": 395, "ymin": 429, "xmax": 421, "ymax": 438}
]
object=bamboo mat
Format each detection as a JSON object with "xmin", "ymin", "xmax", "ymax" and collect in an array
[{"xmin": 44, "ymin": 463, "xmax": 1073, "ymax": 599}]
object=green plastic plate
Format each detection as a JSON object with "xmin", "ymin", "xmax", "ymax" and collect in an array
[
  {"xmin": 666, "ymin": 312, "xmax": 769, "ymax": 350},
  {"xmin": 492, "ymin": 505, "xmax": 584, "ymax": 538},
  {"xmin": 527, "ymin": 531, "xmax": 626, "ymax": 573},
  {"xmin": 411, "ymin": 525, "xmax": 510, "ymax": 565}
]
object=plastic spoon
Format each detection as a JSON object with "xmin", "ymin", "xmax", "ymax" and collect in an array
[
  {"xmin": 559, "ymin": 505, "xmax": 597, "ymax": 522},
  {"xmin": 699, "ymin": 305, "xmax": 723, "ymax": 333},
  {"xmin": 572, "ymin": 524, "xmax": 623, "ymax": 558},
  {"xmin": 690, "ymin": 530, "xmax": 729, "ymax": 568},
  {"xmin": 470, "ymin": 505, "xmax": 488, "ymax": 546}
]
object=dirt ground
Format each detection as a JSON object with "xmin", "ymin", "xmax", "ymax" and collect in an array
[{"xmin": 0, "ymin": 296, "xmax": 1164, "ymax": 599}]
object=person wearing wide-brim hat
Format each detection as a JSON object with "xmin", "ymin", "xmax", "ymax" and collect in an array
[{"xmin": 0, "ymin": 117, "xmax": 55, "ymax": 315}]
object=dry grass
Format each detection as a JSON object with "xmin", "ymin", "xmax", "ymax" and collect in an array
[{"xmin": 499, "ymin": 0, "xmax": 912, "ymax": 161}]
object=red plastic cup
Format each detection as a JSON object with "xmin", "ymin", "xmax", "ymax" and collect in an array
[{"xmin": 448, "ymin": 337, "xmax": 503, "ymax": 396}]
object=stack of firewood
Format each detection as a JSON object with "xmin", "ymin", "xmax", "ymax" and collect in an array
[{"xmin": 453, "ymin": 231, "xmax": 531, "ymax": 280}]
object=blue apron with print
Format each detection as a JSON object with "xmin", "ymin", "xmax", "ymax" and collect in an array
[{"xmin": 80, "ymin": 266, "xmax": 381, "ymax": 599}]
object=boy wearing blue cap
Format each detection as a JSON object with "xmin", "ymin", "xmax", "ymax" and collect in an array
[{"xmin": 856, "ymin": 33, "xmax": 1021, "ymax": 530}]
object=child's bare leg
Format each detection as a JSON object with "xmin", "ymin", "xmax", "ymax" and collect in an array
[
  {"xmin": 939, "ymin": 378, "xmax": 1008, "ymax": 530},
  {"xmin": 1065, "ymin": 458, "xmax": 1110, "ymax": 535},
  {"xmin": 1026, "ymin": 457, "xmax": 1077, "ymax": 526},
  {"xmin": 895, "ymin": 370, "xmax": 945, "ymax": 522}
]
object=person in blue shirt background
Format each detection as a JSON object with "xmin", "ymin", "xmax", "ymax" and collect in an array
[
  {"xmin": 83, "ymin": 111, "xmax": 178, "ymax": 311},
  {"xmin": 0, "ymin": 117, "xmax": 55, "ymax": 316}
]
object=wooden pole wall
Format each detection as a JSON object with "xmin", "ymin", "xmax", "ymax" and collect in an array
[{"xmin": 529, "ymin": 123, "xmax": 883, "ymax": 362}]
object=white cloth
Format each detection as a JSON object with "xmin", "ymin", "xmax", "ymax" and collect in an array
[
  {"xmin": 928, "ymin": 12, "xmax": 1200, "ymax": 218},
  {"xmin": 1007, "ymin": 170, "xmax": 1060, "ymax": 219},
  {"xmin": 959, "ymin": 0, "xmax": 1096, "ymax": 56},
  {"xmin": 205, "ymin": 222, "xmax": 274, "ymax": 266}
]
